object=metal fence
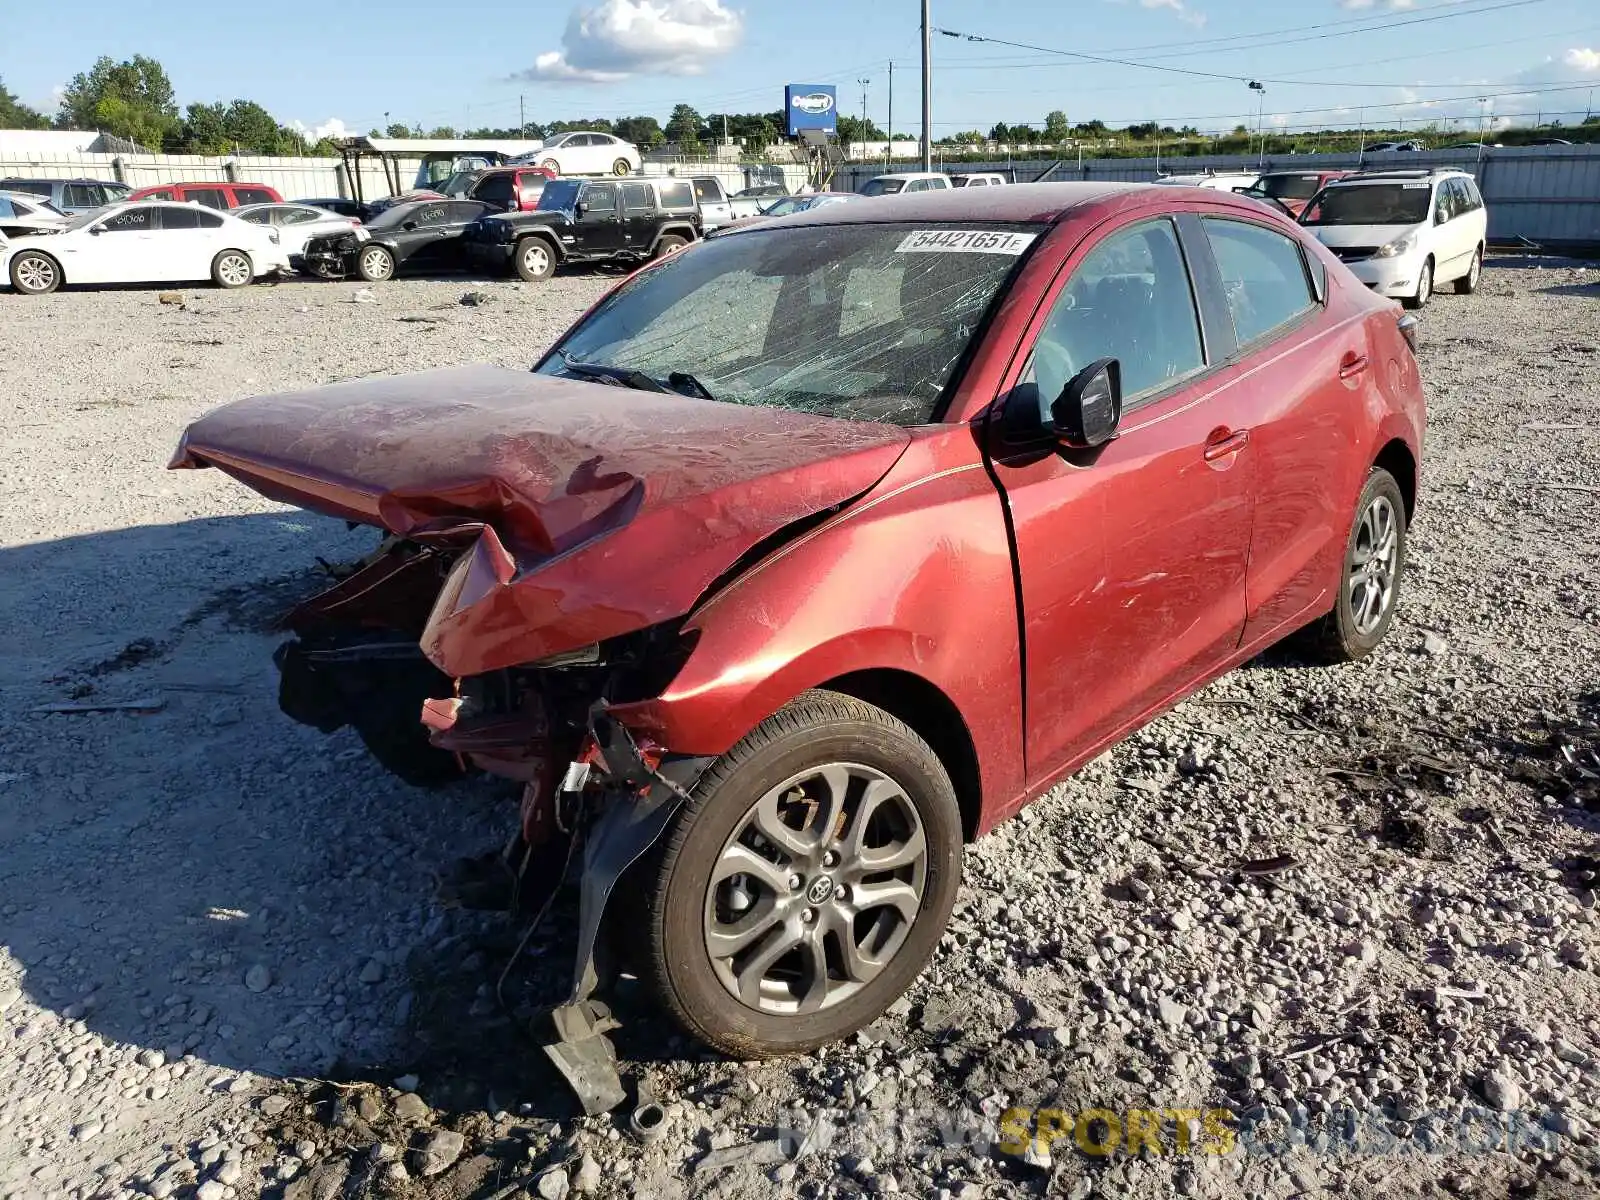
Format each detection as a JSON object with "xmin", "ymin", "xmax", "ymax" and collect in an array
[{"xmin": 832, "ymin": 146, "xmax": 1600, "ymax": 249}]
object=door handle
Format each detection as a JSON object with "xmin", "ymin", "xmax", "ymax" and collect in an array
[
  {"xmin": 1203, "ymin": 428, "xmax": 1250, "ymax": 462},
  {"xmin": 1339, "ymin": 352, "xmax": 1370, "ymax": 380}
]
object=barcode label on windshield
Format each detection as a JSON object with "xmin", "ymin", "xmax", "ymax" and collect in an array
[{"xmin": 896, "ymin": 230, "xmax": 1037, "ymax": 255}]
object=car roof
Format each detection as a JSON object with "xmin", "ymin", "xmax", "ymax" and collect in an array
[
  {"xmin": 1, "ymin": 176, "xmax": 122, "ymax": 185},
  {"xmin": 770, "ymin": 181, "xmax": 1196, "ymax": 228},
  {"xmin": 1327, "ymin": 169, "xmax": 1470, "ymax": 186}
]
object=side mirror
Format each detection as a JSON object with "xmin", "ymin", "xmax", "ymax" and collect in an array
[
  {"xmin": 88, "ymin": 225, "xmax": 102, "ymax": 235},
  {"xmin": 402, "ymin": 221, "xmax": 417, "ymax": 230},
  {"xmin": 575, "ymin": 201, "xmax": 590, "ymax": 216},
  {"xmin": 1050, "ymin": 358, "xmax": 1122, "ymax": 448},
  {"xmin": 1434, "ymin": 208, "xmax": 1448, "ymax": 225}
]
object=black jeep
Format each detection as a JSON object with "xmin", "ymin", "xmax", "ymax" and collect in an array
[{"xmin": 463, "ymin": 177, "xmax": 701, "ymax": 282}]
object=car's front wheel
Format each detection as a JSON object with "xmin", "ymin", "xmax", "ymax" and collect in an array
[
  {"xmin": 639, "ymin": 691, "xmax": 963, "ymax": 1058},
  {"xmin": 513, "ymin": 237, "xmax": 556, "ymax": 282},
  {"xmin": 1404, "ymin": 258, "xmax": 1433, "ymax": 310},
  {"xmin": 356, "ymin": 244, "xmax": 396, "ymax": 283},
  {"xmin": 8, "ymin": 249, "xmax": 60, "ymax": 295},
  {"xmin": 211, "ymin": 249, "xmax": 254, "ymax": 289},
  {"xmin": 1302, "ymin": 467, "xmax": 1407, "ymax": 662}
]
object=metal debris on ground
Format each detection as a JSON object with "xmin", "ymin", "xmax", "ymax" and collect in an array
[{"xmin": 33, "ymin": 696, "xmax": 166, "ymax": 714}]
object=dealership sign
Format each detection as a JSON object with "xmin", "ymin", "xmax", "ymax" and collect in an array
[{"xmin": 785, "ymin": 84, "xmax": 838, "ymax": 137}]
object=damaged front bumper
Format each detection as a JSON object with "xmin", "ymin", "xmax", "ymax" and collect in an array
[{"xmin": 272, "ymin": 531, "xmax": 709, "ymax": 1113}]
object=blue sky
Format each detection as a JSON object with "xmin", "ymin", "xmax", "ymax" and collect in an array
[{"xmin": 5, "ymin": 0, "xmax": 1599, "ymax": 139}]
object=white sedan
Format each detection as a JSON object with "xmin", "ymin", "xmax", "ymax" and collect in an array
[
  {"xmin": 231, "ymin": 202, "xmax": 362, "ymax": 258},
  {"xmin": 523, "ymin": 131, "xmax": 642, "ymax": 177},
  {"xmin": 2, "ymin": 201, "xmax": 291, "ymax": 296}
]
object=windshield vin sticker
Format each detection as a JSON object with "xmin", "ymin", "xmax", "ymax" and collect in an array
[{"xmin": 896, "ymin": 230, "xmax": 1037, "ymax": 255}]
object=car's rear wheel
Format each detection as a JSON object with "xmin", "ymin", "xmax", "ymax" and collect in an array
[
  {"xmin": 612, "ymin": 158, "xmax": 632, "ymax": 177},
  {"xmin": 652, "ymin": 234, "xmax": 688, "ymax": 261},
  {"xmin": 9, "ymin": 249, "xmax": 60, "ymax": 295},
  {"xmin": 1453, "ymin": 247, "xmax": 1482, "ymax": 295},
  {"xmin": 211, "ymin": 249, "xmax": 253, "ymax": 289},
  {"xmin": 539, "ymin": 158, "xmax": 561, "ymax": 175},
  {"xmin": 639, "ymin": 690, "xmax": 962, "ymax": 1058},
  {"xmin": 513, "ymin": 237, "xmax": 556, "ymax": 282},
  {"xmin": 356, "ymin": 244, "xmax": 395, "ymax": 283},
  {"xmin": 1301, "ymin": 468, "xmax": 1407, "ymax": 663},
  {"xmin": 1403, "ymin": 258, "xmax": 1432, "ymax": 310}
]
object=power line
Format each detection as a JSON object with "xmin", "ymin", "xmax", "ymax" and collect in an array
[{"xmin": 934, "ymin": 0, "xmax": 1556, "ymax": 87}]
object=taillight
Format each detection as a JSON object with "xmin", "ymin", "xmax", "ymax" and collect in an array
[{"xmin": 1397, "ymin": 313, "xmax": 1420, "ymax": 354}]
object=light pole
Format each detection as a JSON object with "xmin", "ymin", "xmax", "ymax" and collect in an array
[
  {"xmin": 921, "ymin": 0, "xmax": 933, "ymax": 171},
  {"xmin": 858, "ymin": 77, "xmax": 871, "ymax": 161},
  {"xmin": 887, "ymin": 61, "xmax": 895, "ymax": 164},
  {"xmin": 1248, "ymin": 80, "xmax": 1266, "ymax": 168}
]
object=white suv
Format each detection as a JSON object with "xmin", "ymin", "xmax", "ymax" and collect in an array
[
  {"xmin": 859, "ymin": 172, "xmax": 953, "ymax": 197},
  {"xmin": 1299, "ymin": 169, "xmax": 1486, "ymax": 309}
]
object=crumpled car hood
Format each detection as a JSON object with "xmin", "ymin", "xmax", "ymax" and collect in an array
[{"xmin": 171, "ymin": 364, "xmax": 911, "ymax": 675}]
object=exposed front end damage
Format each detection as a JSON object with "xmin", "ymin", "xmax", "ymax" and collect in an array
[
  {"xmin": 273, "ymin": 529, "xmax": 712, "ymax": 1113},
  {"xmin": 170, "ymin": 365, "xmax": 912, "ymax": 1112}
]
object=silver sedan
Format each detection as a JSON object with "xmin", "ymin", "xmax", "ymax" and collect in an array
[{"xmin": 230, "ymin": 203, "xmax": 362, "ymax": 260}]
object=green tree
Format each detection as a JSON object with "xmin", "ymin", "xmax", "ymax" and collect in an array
[
  {"xmin": 837, "ymin": 115, "xmax": 886, "ymax": 145},
  {"xmin": 384, "ymin": 122, "xmax": 411, "ymax": 138},
  {"xmin": 427, "ymin": 125, "xmax": 459, "ymax": 138},
  {"xmin": 0, "ymin": 77, "xmax": 49, "ymax": 129},
  {"xmin": 175, "ymin": 101, "xmax": 228, "ymax": 152},
  {"xmin": 1043, "ymin": 110, "xmax": 1070, "ymax": 142},
  {"xmin": 614, "ymin": 115, "xmax": 665, "ymax": 148},
  {"xmin": 222, "ymin": 100, "xmax": 282, "ymax": 152},
  {"xmin": 57, "ymin": 55, "xmax": 177, "ymax": 146},
  {"xmin": 666, "ymin": 103, "xmax": 704, "ymax": 148}
]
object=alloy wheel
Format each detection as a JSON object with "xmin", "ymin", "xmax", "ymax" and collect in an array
[
  {"xmin": 522, "ymin": 243, "xmax": 550, "ymax": 275},
  {"xmin": 705, "ymin": 763, "xmax": 927, "ymax": 1016},
  {"xmin": 1348, "ymin": 493, "xmax": 1399, "ymax": 636},
  {"xmin": 16, "ymin": 255, "xmax": 55, "ymax": 293},
  {"xmin": 360, "ymin": 247, "xmax": 393, "ymax": 281},
  {"xmin": 218, "ymin": 254, "xmax": 251, "ymax": 286}
]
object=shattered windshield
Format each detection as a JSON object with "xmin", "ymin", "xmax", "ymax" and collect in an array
[{"xmin": 536, "ymin": 222, "xmax": 1039, "ymax": 426}]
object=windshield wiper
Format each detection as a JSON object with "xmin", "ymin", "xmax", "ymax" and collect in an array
[
  {"xmin": 556, "ymin": 351, "xmax": 668, "ymax": 394},
  {"xmin": 667, "ymin": 371, "xmax": 716, "ymax": 401}
]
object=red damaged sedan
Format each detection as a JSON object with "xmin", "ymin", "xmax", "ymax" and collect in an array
[{"xmin": 173, "ymin": 183, "xmax": 1424, "ymax": 1081}]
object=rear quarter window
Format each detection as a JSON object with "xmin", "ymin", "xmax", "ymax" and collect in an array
[{"xmin": 657, "ymin": 180, "xmax": 694, "ymax": 210}]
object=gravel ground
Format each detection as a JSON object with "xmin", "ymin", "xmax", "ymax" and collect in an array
[{"xmin": 1, "ymin": 260, "xmax": 1598, "ymax": 1200}]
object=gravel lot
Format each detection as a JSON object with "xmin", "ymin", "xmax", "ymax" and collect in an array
[{"xmin": 1, "ymin": 260, "xmax": 1598, "ymax": 1200}]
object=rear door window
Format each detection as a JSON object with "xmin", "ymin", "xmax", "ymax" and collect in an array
[
  {"xmin": 474, "ymin": 173, "xmax": 515, "ymax": 208},
  {"xmin": 234, "ymin": 187, "xmax": 275, "ymax": 205},
  {"xmin": 692, "ymin": 179, "xmax": 722, "ymax": 204},
  {"xmin": 0, "ymin": 199, "xmax": 13, "ymax": 219},
  {"xmin": 159, "ymin": 206, "xmax": 202, "ymax": 230},
  {"xmin": 186, "ymin": 187, "xmax": 229, "ymax": 209},
  {"xmin": 622, "ymin": 182, "xmax": 652, "ymax": 212},
  {"xmin": 1201, "ymin": 218, "xmax": 1316, "ymax": 346},
  {"xmin": 63, "ymin": 183, "xmax": 103, "ymax": 208},
  {"xmin": 657, "ymin": 180, "xmax": 693, "ymax": 210},
  {"xmin": 100, "ymin": 208, "xmax": 155, "ymax": 232}
]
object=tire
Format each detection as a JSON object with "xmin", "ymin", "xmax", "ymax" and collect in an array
[
  {"xmin": 652, "ymin": 234, "xmax": 688, "ymax": 261},
  {"xmin": 539, "ymin": 158, "xmax": 561, "ymax": 175},
  {"xmin": 1403, "ymin": 258, "xmax": 1432, "ymax": 310},
  {"xmin": 8, "ymin": 249, "xmax": 60, "ymax": 295},
  {"xmin": 640, "ymin": 690, "xmax": 963, "ymax": 1058},
  {"xmin": 211, "ymin": 249, "xmax": 254, "ymax": 289},
  {"xmin": 513, "ymin": 236, "xmax": 556, "ymax": 282},
  {"xmin": 612, "ymin": 158, "xmax": 632, "ymax": 177},
  {"xmin": 1300, "ymin": 468, "xmax": 1407, "ymax": 663},
  {"xmin": 356, "ymin": 244, "xmax": 396, "ymax": 283},
  {"xmin": 1453, "ymin": 247, "xmax": 1482, "ymax": 295}
]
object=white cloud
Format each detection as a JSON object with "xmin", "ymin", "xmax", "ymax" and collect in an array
[
  {"xmin": 518, "ymin": 0, "xmax": 743, "ymax": 83},
  {"xmin": 289, "ymin": 118, "xmax": 352, "ymax": 143},
  {"xmin": 1139, "ymin": 0, "xmax": 1206, "ymax": 27},
  {"xmin": 1564, "ymin": 47, "xmax": 1600, "ymax": 72},
  {"xmin": 1339, "ymin": 0, "xmax": 1416, "ymax": 10}
]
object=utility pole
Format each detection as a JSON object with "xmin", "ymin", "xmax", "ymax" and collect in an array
[
  {"xmin": 519, "ymin": 95, "xmax": 526, "ymax": 139},
  {"xmin": 858, "ymin": 77, "xmax": 871, "ymax": 161},
  {"xmin": 921, "ymin": 0, "xmax": 933, "ymax": 171},
  {"xmin": 887, "ymin": 61, "xmax": 894, "ymax": 164},
  {"xmin": 1249, "ymin": 80, "xmax": 1266, "ymax": 168}
]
